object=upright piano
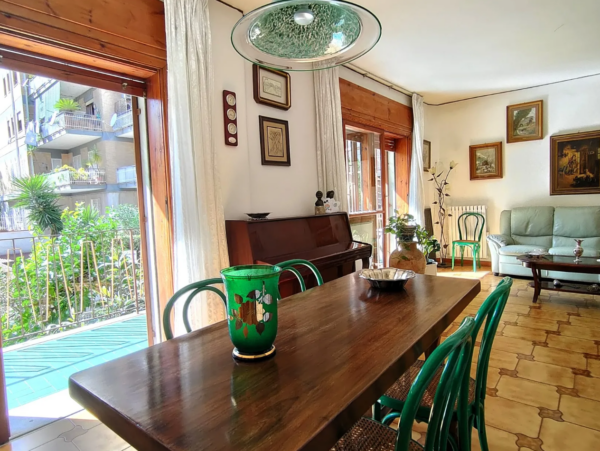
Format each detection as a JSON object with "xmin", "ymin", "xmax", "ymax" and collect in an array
[{"xmin": 226, "ymin": 212, "xmax": 372, "ymax": 297}]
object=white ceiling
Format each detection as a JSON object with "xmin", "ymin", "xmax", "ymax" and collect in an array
[{"xmin": 224, "ymin": 0, "xmax": 600, "ymax": 103}]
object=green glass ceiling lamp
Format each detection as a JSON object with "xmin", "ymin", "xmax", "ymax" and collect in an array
[{"xmin": 231, "ymin": 0, "xmax": 382, "ymax": 71}]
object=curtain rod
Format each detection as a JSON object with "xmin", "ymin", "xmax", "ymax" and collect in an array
[{"xmin": 342, "ymin": 63, "xmax": 414, "ymax": 99}]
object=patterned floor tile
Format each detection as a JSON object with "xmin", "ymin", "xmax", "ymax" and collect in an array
[
  {"xmin": 516, "ymin": 359, "xmax": 574, "ymax": 387},
  {"xmin": 540, "ymin": 418, "xmax": 600, "ymax": 451},
  {"xmin": 492, "ymin": 336, "xmax": 534, "ymax": 355},
  {"xmin": 569, "ymin": 316, "xmax": 600, "ymax": 330},
  {"xmin": 516, "ymin": 316, "xmax": 559, "ymax": 331},
  {"xmin": 575, "ymin": 375, "xmax": 600, "ymax": 402},
  {"xmin": 503, "ymin": 325, "xmax": 548, "ymax": 342},
  {"xmin": 533, "ymin": 346, "xmax": 587, "ymax": 369},
  {"xmin": 560, "ymin": 395, "xmax": 600, "ymax": 430},
  {"xmin": 483, "ymin": 396, "xmax": 542, "ymax": 437},
  {"xmin": 527, "ymin": 308, "xmax": 570, "ymax": 321},
  {"xmin": 546, "ymin": 334, "xmax": 598, "ymax": 355},
  {"xmin": 471, "ymin": 425, "xmax": 519, "ymax": 451},
  {"xmin": 558, "ymin": 324, "xmax": 600, "ymax": 341},
  {"xmin": 496, "ymin": 376, "xmax": 559, "ymax": 409},
  {"xmin": 588, "ymin": 358, "xmax": 600, "ymax": 377}
]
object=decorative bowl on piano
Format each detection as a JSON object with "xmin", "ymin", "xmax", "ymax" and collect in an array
[
  {"xmin": 359, "ymin": 268, "xmax": 415, "ymax": 290},
  {"xmin": 246, "ymin": 212, "xmax": 270, "ymax": 220}
]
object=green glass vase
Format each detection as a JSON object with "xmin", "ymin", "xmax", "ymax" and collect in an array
[{"xmin": 220, "ymin": 265, "xmax": 281, "ymax": 361}]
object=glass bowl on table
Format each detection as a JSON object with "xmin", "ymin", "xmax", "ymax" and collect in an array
[{"xmin": 359, "ymin": 268, "xmax": 415, "ymax": 290}]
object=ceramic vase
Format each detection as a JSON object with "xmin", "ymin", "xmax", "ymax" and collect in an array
[
  {"xmin": 573, "ymin": 239, "xmax": 584, "ymax": 262},
  {"xmin": 389, "ymin": 241, "xmax": 427, "ymax": 274},
  {"xmin": 221, "ymin": 265, "xmax": 281, "ymax": 361}
]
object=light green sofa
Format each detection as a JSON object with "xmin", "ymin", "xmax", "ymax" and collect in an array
[{"xmin": 487, "ymin": 206, "xmax": 600, "ymax": 283}]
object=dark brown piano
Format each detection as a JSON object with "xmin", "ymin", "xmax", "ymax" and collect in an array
[{"xmin": 226, "ymin": 212, "xmax": 372, "ymax": 297}]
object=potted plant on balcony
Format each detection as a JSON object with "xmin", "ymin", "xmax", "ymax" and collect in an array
[
  {"xmin": 416, "ymin": 226, "xmax": 441, "ymax": 276},
  {"xmin": 385, "ymin": 212, "xmax": 426, "ymax": 274},
  {"xmin": 54, "ymin": 98, "xmax": 81, "ymax": 112}
]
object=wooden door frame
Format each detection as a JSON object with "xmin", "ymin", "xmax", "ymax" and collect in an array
[{"xmin": 0, "ymin": 35, "xmax": 173, "ymax": 443}]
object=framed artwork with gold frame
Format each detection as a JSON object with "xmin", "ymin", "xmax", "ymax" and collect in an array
[
  {"xmin": 550, "ymin": 130, "xmax": 600, "ymax": 195},
  {"xmin": 253, "ymin": 64, "xmax": 291, "ymax": 110},
  {"xmin": 469, "ymin": 142, "xmax": 503, "ymax": 180},
  {"xmin": 507, "ymin": 100, "xmax": 543, "ymax": 143},
  {"xmin": 259, "ymin": 116, "xmax": 291, "ymax": 166}
]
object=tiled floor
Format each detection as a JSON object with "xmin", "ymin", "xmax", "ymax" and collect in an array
[{"xmin": 3, "ymin": 268, "xmax": 600, "ymax": 450}]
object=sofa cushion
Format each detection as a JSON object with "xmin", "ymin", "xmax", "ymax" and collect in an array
[
  {"xmin": 510, "ymin": 207, "xmax": 554, "ymax": 247},
  {"xmin": 498, "ymin": 245, "xmax": 548, "ymax": 256},
  {"xmin": 552, "ymin": 206, "xmax": 600, "ymax": 249},
  {"xmin": 549, "ymin": 247, "xmax": 600, "ymax": 258}
]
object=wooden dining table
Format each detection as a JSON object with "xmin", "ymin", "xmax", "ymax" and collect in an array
[{"xmin": 69, "ymin": 272, "xmax": 480, "ymax": 451}]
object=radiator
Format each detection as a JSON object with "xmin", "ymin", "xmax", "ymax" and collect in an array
[{"xmin": 447, "ymin": 205, "xmax": 489, "ymax": 260}]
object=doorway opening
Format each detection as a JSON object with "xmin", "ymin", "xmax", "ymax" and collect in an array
[{"xmin": 0, "ymin": 68, "xmax": 150, "ymax": 437}]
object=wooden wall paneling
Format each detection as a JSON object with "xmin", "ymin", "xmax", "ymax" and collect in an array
[
  {"xmin": 395, "ymin": 137, "xmax": 412, "ymax": 213},
  {"xmin": 339, "ymin": 78, "xmax": 413, "ymax": 137},
  {"xmin": 0, "ymin": 0, "xmax": 166, "ymax": 75},
  {"xmin": 0, "ymin": 47, "xmax": 146, "ymax": 96},
  {"xmin": 146, "ymin": 68, "xmax": 174, "ymax": 329}
]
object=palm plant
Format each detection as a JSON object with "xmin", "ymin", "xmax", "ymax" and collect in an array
[
  {"xmin": 54, "ymin": 98, "xmax": 81, "ymax": 112},
  {"xmin": 87, "ymin": 146, "xmax": 102, "ymax": 169},
  {"xmin": 12, "ymin": 175, "xmax": 63, "ymax": 235}
]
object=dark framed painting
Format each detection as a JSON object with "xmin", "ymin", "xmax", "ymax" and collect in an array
[
  {"xmin": 253, "ymin": 64, "xmax": 291, "ymax": 110},
  {"xmin": 550, "ymin": 130, "xmax": 600, "ymax": 195},
  {"xmin": 469, "ymin": 142, "xmax": 503, "ymax": 180},
  {"xmin": 507, "ymin": 100, "xmax": 543, "ymax": 143},
  {"xmin": 259, "ymin": 116, "xmax": 291, "ymax": 166},
  {"xmin": 423, "ymin": 140, "xmax": 431, "ymax": 171}
]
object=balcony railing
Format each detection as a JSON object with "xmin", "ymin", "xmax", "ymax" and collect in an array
[
  {"xmin": 47, "ymin": 168, "xmax": 106, "ymax": 189},
  {"xmin": 56, "ymin": 112, "xmax": 103, "ymax": 132},
  {"xmin": 0, "ymin": 209, "xmax": 28, "ymax": 232},
  {"xmin": 113, "ymin": 110, "xmax": 133, "ymax": 131},
  {"xmin": 0, "ymin": 229, "xmax": 145, "ymax": 346},
  {"xmin": 117, "ymin": 165, "xmax": 137, "ymax": 187}
]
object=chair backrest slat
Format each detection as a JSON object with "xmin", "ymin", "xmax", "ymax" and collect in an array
[
  {"xmin": 457, "ymin": 212, "xmax": 485, "ymax": 242},
  {"xmin": 396, "ymin": 317, "xmax": 475, "ymax": 451}
]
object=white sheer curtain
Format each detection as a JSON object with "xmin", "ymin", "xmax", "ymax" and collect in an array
[
  {"xmin": 408, "ymin": 93, "xmax": 425, "ymax": 226},
  {"xmin": 313, "ymin": 66, "xmax": 348, "ymax": 211},
  {"xmin": 165, "ymin": 0, "xmax": 229, "ymax": 336}
]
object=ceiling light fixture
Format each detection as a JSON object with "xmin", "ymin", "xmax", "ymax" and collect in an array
[{"xmin": 231, "ymin": 0, "xmax": 382, "ymax": 71}]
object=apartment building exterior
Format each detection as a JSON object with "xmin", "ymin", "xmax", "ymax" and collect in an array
[{"xmin": 0, "ymin": 70, "xmax": 138, "ymax": 231}]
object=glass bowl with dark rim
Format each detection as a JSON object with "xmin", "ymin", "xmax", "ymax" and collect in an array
[
  {"xmin": 246, "ymin": 213, "xmax": 270, "ymax": 220},
  {"xmin": 359, "ymin": 268, "xmax": 416, "ymax": 290}
]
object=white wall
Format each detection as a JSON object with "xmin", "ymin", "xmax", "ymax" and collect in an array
[
  {"xmin": 424, "ymin": 75, "xmax": 600, "ymax": 236},
  {"xmin": 210, "ymin": 0, "xmax": 317, "ymax": 219}
]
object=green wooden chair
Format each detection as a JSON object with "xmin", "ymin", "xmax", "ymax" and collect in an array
[
  {"xmin": 373, "ymin": 277, "xmax": 513, "ymax": 451},
  {"xmin": 451, "ymin": 212, "xmax": 485, "ymax": 272},
  {"xmin": 162, "ymin": 259, "xmax": 323, "ymax": 340},
  {"xmin": 332, "ymin": 317, "xmax": 476, "ymax": 451}
]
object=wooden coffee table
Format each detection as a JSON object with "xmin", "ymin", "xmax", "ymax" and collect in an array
[{"xmin": 517, "ymin": 255, "xmax": 600, "ymax": 303}]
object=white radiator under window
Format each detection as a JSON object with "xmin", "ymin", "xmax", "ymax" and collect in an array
[{"xmin": 448, "ymin": 205, "xmax": 489, "ymax": 259}]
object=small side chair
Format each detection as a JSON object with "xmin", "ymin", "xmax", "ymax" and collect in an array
[
  {"xmin": 332, "ymin": 317, "xmax": 476, "ymax": 451},
  {"xmin": 452, "ymin": 212, "xmax": 485, "ymax": 272},
  {"xmin": 162, "ymin": 259, "xmax": 323, "ymax": 340},
  {"xmin": 373, "ymin": 277, "xmax": 513, "ymax": 451}
]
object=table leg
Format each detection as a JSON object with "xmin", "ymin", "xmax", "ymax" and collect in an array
[
  {"xmin": 531, "ymin": 267, "xmax": 541, "ymax": 303},
  {"xmin": 425, "ymin": 337, "xmax": 441, "ymax": 359}
]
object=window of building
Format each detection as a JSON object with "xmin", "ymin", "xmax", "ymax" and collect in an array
[
  {"xmin": 6, "ymin": 119, "xmax": 15, "ymax": 140},
  {"xmin": 2, "ymin": 78, "xmax": 7, "ymax": 97},
  {"xmin": 73, "ymin": 155, "xmax": 82, "ymax": 169},
  {"xmin": 90, "ymin": 198, "xmax": 100, "ymax": 211},
  {"xmin": 86, "ymin": 101, "xmax": 96, "ymax": 116},
  {"xmin": 12, "ymin": 72, "xmax": 18, "ymax": 86},
  {"xmin": 16, "ymin": 112, "xmax": 23, "ymax": 133},
  {"xmin": 51, "ymin": 158, "xmax": 63, "ymax": 170},
  {"xmin": 6, "ymin": 121, "xmax": 11, "ymax": 139}
]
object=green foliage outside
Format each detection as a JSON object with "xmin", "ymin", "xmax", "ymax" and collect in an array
[
  {"xmin": 12, "ymin": 175, "xmax": 63, "ymax": 235},
  {"xmin": 2, "ymin": 203, "xmax": 144, "ymax": 346},
  {"xmin": 54, "ymin": 98, "xmax": 81, "ymax": 112}
]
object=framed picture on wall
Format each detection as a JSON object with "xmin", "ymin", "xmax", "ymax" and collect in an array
[
  {"xmin": 423, "ymin": 140, "xmax": 431, "ymax": 171},
  {"xmin": 259, "ymin": 116, "xmax": 291, "ymax": 166},
  {"xmin": 469, "ymin": 142, "xmax": 503, "ymax": 180},
  {"xmin": 253, "ymin": 64, "xmax": 291, "ymax": 110},
  {"xmin": 550, "ymin": 130, "xmax": 600, "ymax": 195},
  {"xmin": 507, "ymin": 100, "xmax": 543, "ymax": 143}
]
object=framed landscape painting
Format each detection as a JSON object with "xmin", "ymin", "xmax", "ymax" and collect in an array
[
  {"xmin": 550, "ymin": 130, "xmax": 600, "ymax": 195},
  {"xmin": 507, "ymin": 100, "xmax": 543, "ymax": 143},
  {"xmin": 469, "ymin": 142, "xmax": 503, "ymax": 180},
  {"xmin": 253, "ymin": 64, "xmax": 291, "ymax": 110},
  {"xmin": 423, "ymin": 140, "xmax": 431, "ymax": 171},
  {"xmin": 259, "ymin": 116, "xmax": 291, "ymax": 166}
]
